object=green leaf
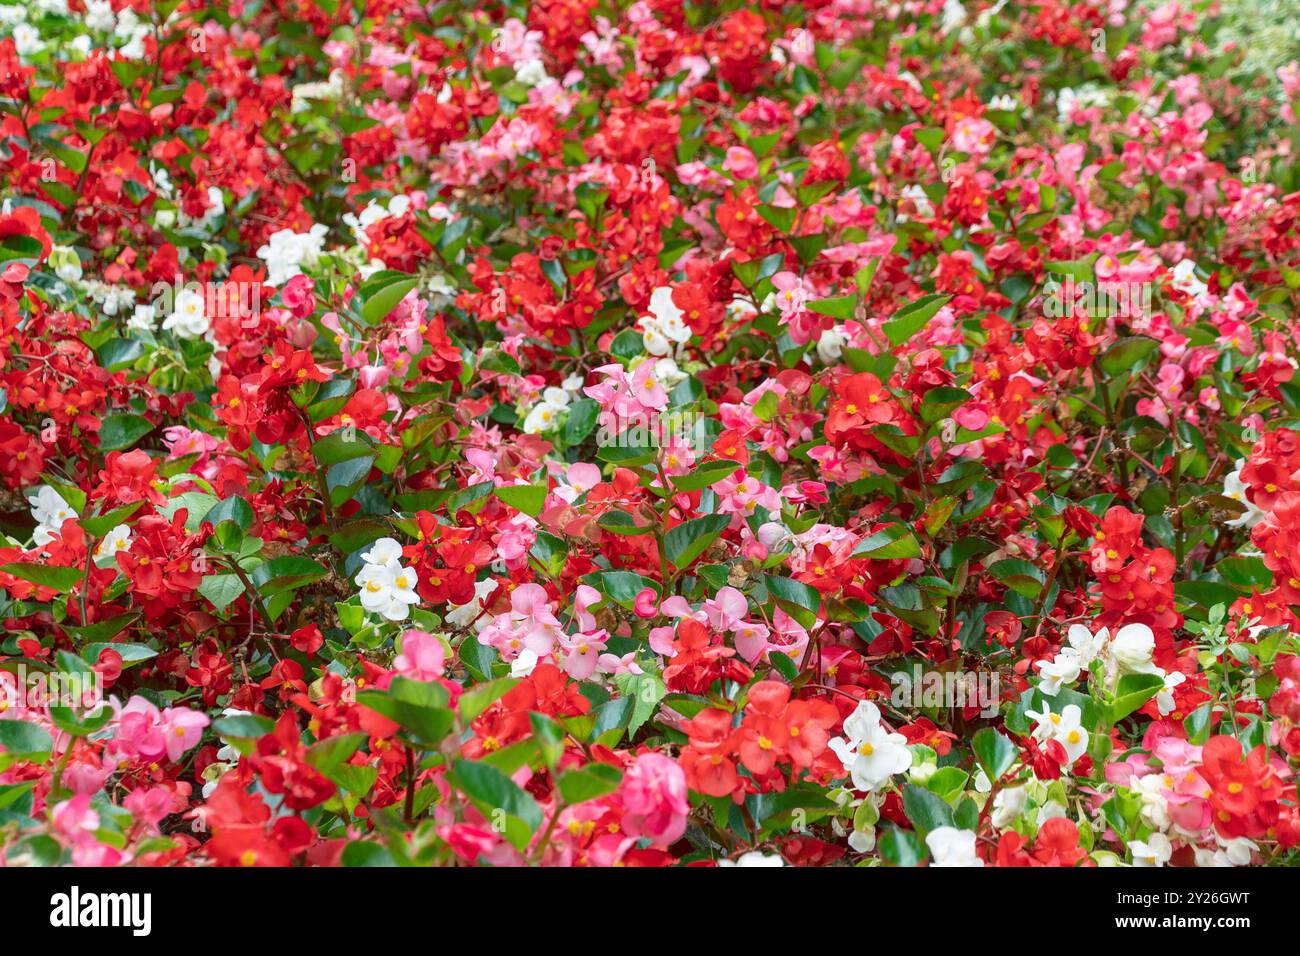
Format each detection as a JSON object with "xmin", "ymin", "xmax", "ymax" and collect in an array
[
  {"xmin": 48, "ymin": 703, "xmax": 113, "ymax": 737},
  {"xmin": 360, "ymin": 272, "xmax": 419, "ymax": 326},
  {"xmin": 357, "ymin": 678, "xmax": 454, "ymax": 745},
  {"xmin": 212, "ymin": 713, "xmax": 276, "ymax": 738},
  {"xmin": 198, "ymin": 574, "xmax": 245, "ymax": 612},
  {"xmin": 342, "ymin": 841, "xmax": 397, "ymax": 867},
  {"xmin": 562, "ymin": 399, "xmax": 599, "ymax": 444},
  {"xmin": 879, "ymin": 827, "xmax": 927, "ymax": 866},
  {"xmin": 1099, "ymin": 336, "xmax": 1159, "ymax": 377},
  {"xmin": 671, "ymin": 459, "xmax": 742, "ymax": 492},
  {"xmin": 305, "ymin": 733, "xmax": 367, "ymax": 772},
  {"xmin": 201, "ymin": 496, "xmax": 254, "ymax": 533},
  {"xmin": 0, "ymin": 563, "xmax": 83, "ymax": 593},
  {"xmin": 617, "ymin": 672, "xmax": 666, "ymax": 736},
  {"xmin": 853, "ymin": 524, "xmax": 922, "ymax": 560},
  {"xmin": 902, "ymin": 783, "xmax": 954, "ymax": 837},
  {"xmin": 250, "ymin": 556, "xmax": 328, "ymax": 595},
  {"xmin": 764, "ymin": 574, "xmax": 821, "ymax": 628},
  {"xmin": 584, "ymin": 571, "xmax": 660, "ymax": 609},
  {"xmin": 494, "ymin": 484, "xmax": 547, "ymax": 517},
  {"xmin": 311, "ymin": 430, "xmax": 375, "ymax": 466},
  {"xmin": 972, "ymin": 728, "xmax": 1017, "ymax": 783},
  {"xmin": 664, "ymin": 514, "xmax": 731, "ymax": 569},
  {"xmin": 1105, "ymin": 672, "xmax": 1165, "ymax": 726},
  {"xmin": 0, "ymin": 720, "xmax": 53, "ymax": 759},
  {"xmin": 452, "ymin": 757, "xmax": 543, "ymax": 848},
  {"xmin": 457, "ymin": 678, "xmax": 519, "ymax": 723},
  {"xmin": 98, "ymin": 414, "xmax": 155, "ymax": 452},
  {"xmin": 79, "ymin": 501, "xmax": 145, "ymax": 539},
  {"xmin": 556, "ymin": 763, "xmax": 623, "ymax": 805},
  {"xmin": 988, "ymin": 558, "xmax": 1046, "ymax": 598},
  {"xmin": 81, "ymin": 642, "xmax": 156, "ymax": 668},
  {"xmin": 807, "ymin": 294, "xmax": 858, "ymax": 320},
  {"xmin": 530, "ymin": 712, "xmax": 566, "ymax": 767},
  {"xmin": 883, "ymin": 294, "xmax": 951, "ymax": 346}
]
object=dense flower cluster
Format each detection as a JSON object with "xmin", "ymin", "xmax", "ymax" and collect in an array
[{"xmin": 0, "ymin": 0, "xmax": 1297, "ymax": 868}]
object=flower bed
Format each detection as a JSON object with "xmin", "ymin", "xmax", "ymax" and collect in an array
[{"xmin": 0, "ymin": 0, "xmax": 1298, "ymax": 868}]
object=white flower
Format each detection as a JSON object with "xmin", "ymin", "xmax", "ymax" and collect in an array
[
  {"xmin": 639, "ymin": 287, "xmax": 692, "ymax": 356},
  {"xmin": 1169, "ymin": 259, "xmax": 1209, "ymax": 301},
  {"xmin": 1034, "ymin": 652, "xmax": 1082, "ymax": 697},
  {"xmin": 12, "ymin": 23, "xmax": 45, "ymax": 58},
  {"xmin": 28, "ymin": 486, "xmax": 75, "ymax": 536},
  {"xmin": 360, "ymin": 537, "xmax": 404, "ymax": 568},
  {"xmin": 653, "ymin": 357, "xmax": 688, "ymax": 390},
  {"xmin": 510, "ymin": 647, "xmax": 539, "ymax": 678},
  {"xmin": 925, "ymin": 827, "xmax": 983, "ymax": 867},
  {"xmin": 1025, "ymin": 702, "xmax": 1089, "ymax": 765},
  {"xmin": 541, "ymin": 387, "xmax": 571, "ymax": 407},
  {"xmin": 897, "ymin": 184, "xmax": 934, "ymax": 221},
  {"xmin": 290, "ymin": 70, "xmax": 346, "ymax": 112},
  {"xmin": 1129, "ymin": 832, "xmax": 1172, "ymax": 867},
  {"xmin": 719, "ymin": 851, "xmax": 785, "ymax": 867},
  {"xmin": 161, "ymin": 288, "xmax": 210, "ymax": 339},
  {"xmin": 1033, "ymin": 801, "xmax": 1069, "ymax": 827},
  {"xmin": 816, "ymin": 326, "xmax": 847, "ymax": 364},
  {"xmin": 1153, "ymin": 667, "xmax": 1186, "ymax": 716},
  {"xmin": 940, "ymin": 0, "xmax": 967, "ymax": 32},
  {"xmin": 1131, "ymin": 772, "xmax": 1172, "ymax": 830},
  {"xmin": 847, "ymin": 827, "xmax": 876, "ymax": 853},
  {"xmin": 93, "ymin": 525, "xmax": 133, "ymax": 564},
  {"xmin": 1110, "ymin": 623, "xmax": 1156, "ymax": 674},
  {"xmin": 990, "ymin": 786, "xmax": 1027, "ymax": 829},
  {"xmin": 51, "ymin": 245, "xmax": 82, "ymax": 284},
  {"xmin": 522, "ymin": 400, "xmax": 566, "ymax": 434},
  {"xmin": 127, "ymin": 304, "xmax": 157, "ymax": 333},
  {"xmin": 1222, "ymin": 462, "xmax": 1266, "ymax": 529},
  {"xmin": 828, "ymin": 700, "xmax": 913, "ymax": 792},
  {"xmin": 446, "ymin": 579, "xmax": 496, "ymax": 630},
  {"xmin": 256, "ymin": 224, "xmax": 329, "ymax": 286},
  {"xmin": 1194, "ymin": 837, "xmax": 1257, "ymax": 867},
  {"xmin": 1064, "ymin": 623, "xmax": 1108, "ymax": 666},
  {"xmin": 355, "ymin": 538, "xmax": 420, "ymax": 621},
  {"xmin": 355, "ymin": 562, "xmax": 420, "ymax": 621},
  {"xmin": 514, "ymin": 58, "xmax": 549, "ymax": 87}
]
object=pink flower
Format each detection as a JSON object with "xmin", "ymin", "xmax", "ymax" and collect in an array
[
  {"xmin": 953, "ymin": 403, "xmax": 991, "ymax": 432},
  {"xmin": 702, "ymin": 587, "xmax": 748, "ymax": 631},
  {"xmin": 52, "ymin": 794, "xmax": 100, "ymax": 841},
  {"xmin": 620, "ymin": 753, "xmax": 689, "ymax": 845},
  {"xmin": 574, "ymin": 584, "xmax": 603, "ymax": 630},
  {"xmin": 628, "ymin": 360, "xmax": 668, "ymax": 411},
  {"xmin": 394, "ymin": 630, "xmax": 447, "ymax": 682},
  {"xmin": 124, "ymin": 786, "xmax": 176, "ymax": 833},
  {"xmin": 649, "ymin": 626, "xmax": 677, "ymax": 657},
  {"xmin": 771, "ymin": 271, "xmax": 810, "ymax": 319},
  {"xmin": 281, "ymin": 273, "xmax": 316, "ymax": 318},
  {"xmin": 159, "ymin": 706, "xmax": 209, "ymax": 762},
  {"xmin": 114, "ymin": 696, "xmax": 166, "ymax": 760},
  {"xmin": 558, "ymin": 629, "xmax": 608, "ymax": 679},
  {"xmin": 723, "ymin": 146, "xmax": 758, "ymax": 179},
  {"xmin": 633, "ymin": 587, "xmax": 659, "ymax": 619}
]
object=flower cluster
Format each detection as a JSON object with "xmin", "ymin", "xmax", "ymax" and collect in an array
[{"xmin": 0, "ymin": 0, "xmax": 1298, "ymax": 870}]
